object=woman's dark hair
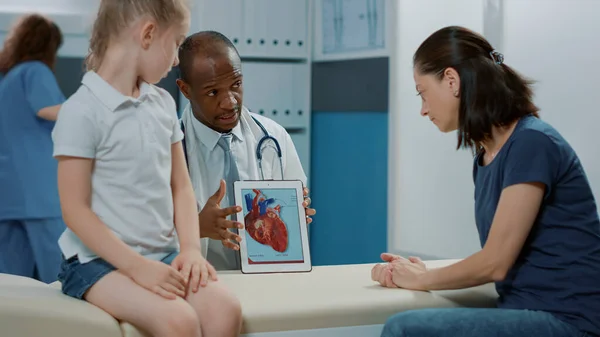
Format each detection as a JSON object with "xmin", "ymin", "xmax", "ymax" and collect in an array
[
  {"xmin": 0, "ymin": 14, "xmax": 63, "ymax": 74},
  {"xmin": 413, "ymin": 26, "xmax": 539, "ymax": 152}
]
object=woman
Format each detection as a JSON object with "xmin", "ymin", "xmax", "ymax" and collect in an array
[
  {"xmin": 0, "ymin": 14, "xmax": 66, "ymax": 283},
  {"xmin": 372, "ymin": 26, "xmax": 600, "ymax": 337}
]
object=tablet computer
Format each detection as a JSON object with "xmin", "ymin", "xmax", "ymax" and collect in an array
[{"xmin": 233, "ymin": 180, "xmax": 312, "ymax": 274}]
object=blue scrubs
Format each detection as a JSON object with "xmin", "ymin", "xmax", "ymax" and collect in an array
[{"xmin": 0, "ymin": 61, "xmax": 66, "ymax": 283}]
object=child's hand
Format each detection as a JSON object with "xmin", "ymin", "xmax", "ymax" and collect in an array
[
  {"xmin": 171, "ymin": 249, "xmax": 218, "ymax": 293},
  {"xmin": 127, "ymin": 259, "xmax": 186, "ymax": 300}
]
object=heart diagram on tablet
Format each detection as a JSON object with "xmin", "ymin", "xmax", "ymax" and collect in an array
[{"xmin": 243, "ymin": 189, "xmax": 289, "ymax": 252}]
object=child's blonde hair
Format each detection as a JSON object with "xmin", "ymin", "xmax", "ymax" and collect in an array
[{"xmin": 85, "ymin": 0, "xmax": 190, "ymax": 71}]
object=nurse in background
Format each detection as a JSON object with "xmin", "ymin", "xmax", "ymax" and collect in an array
[{"xmin": 0, "ymin": 14, "xmax": 66, "ymax": 283}]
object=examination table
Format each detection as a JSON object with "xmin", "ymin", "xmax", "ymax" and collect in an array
[{"xmin": 0, "ymin": 259, "xmax": 498, "ymax": 337}]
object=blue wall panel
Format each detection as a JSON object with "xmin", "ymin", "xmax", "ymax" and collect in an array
[{"xmin": 309, "ymin": 111, "xmax": 388, "ymax": 266}]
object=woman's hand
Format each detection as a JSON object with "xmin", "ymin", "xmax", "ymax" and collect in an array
[
  {"xmin": 389, "ymin": 259, "xmax": 428, "ymax": 290},
  {"xmin": 372, "ymin": 253, "xmax": 428, "ymax": 290},
  {"xmin": 371, "ymin": 263, "xmax": 398, "ymax": 288}
]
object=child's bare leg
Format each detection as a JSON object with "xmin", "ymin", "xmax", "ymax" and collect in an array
[
  {"xmin": 186, "ymin": 280, "xmax": 243, "ymax": 337},
  {"xmin": 85, "ymin": 271, "xmax": 201, "ymax": 337}
]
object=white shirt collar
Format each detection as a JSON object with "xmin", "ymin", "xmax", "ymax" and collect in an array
[
  {"xmin": 188, "ymin": 105, "xmax": 245, "ymax": 152},
  {"xmin": 81, "ymin": 71, "xmax": 159, "ymax": 112}
]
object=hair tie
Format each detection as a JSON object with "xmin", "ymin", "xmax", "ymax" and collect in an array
[{"xmin": 490, "ymin": 50, "xmax": 504, "ymax": 65}]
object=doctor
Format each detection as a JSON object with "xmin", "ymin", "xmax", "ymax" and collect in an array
[{"xmin": 176, "ymin": 31, "xmax": 316, "ymax": 270}]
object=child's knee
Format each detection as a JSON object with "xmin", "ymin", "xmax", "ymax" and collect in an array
[
  {"xmin": 213, "ymin": 282, "xmax": 242, "ymax": 317},
  {"xmin": 155, "ymin": 301, "xmax": 200, "ymax": 337},
  {"xmin": 212, "ymin": 283, "xmax": 243, "ymax": 332},
  {"xmin": 223, "ymin": 291, "xmax": 242, "ymax": 323},
  {"xmin": 190, "ymin": 281, "xmax": 243, "ymax": 333}
]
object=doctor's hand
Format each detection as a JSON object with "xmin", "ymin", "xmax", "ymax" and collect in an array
[
  {"xmin": 198, "ymin": 179, "xmax": 244, "ymax": 250},
  {"xmin": 303, "ymin": 187, "xmax": 316, "ymax": 224}
]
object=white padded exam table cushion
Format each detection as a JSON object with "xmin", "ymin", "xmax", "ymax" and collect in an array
[
  {"xmin": 216, "ymin": 259, "xmax": 499, "ymax": 334},
  {"xmin": 0, "ymin": 274, "xmax": 123, "ymax": 337},
  {"xmin": 0, "ymin": 259, "xmax": 499, "ymax": 337}
]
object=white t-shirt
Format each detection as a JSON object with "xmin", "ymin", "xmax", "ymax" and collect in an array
[
  {"xmin": 52, "ymin": 71, "xmax": 183, "ymax": 264},
  {"xmin": 180, "ymin": 104, "xmax": 307, "ymax": 270}
]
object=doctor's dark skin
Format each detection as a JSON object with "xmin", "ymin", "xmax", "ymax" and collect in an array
[
  {"xmin": 178, "ymin": 47, "xmax": 243, "ymax": 133},
  {"xmin": 176, "ymin": 40, "xmax": 315, "ymax": 251},
  {"xmin": 177, "ymin": 45, "xmax": 245, "ymax": 249}
]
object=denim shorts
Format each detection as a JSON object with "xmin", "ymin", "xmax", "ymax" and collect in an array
[{"xmin": 57, "ymin": 251, "xmax": 179, "ymax": 299}]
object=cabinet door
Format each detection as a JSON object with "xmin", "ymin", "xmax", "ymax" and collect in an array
[
  {"xmin": 339, "ymin": 0, "xmax": 370, "ymax": 52},
  {"xmin": 268, "ymin": 0, "xmax": 308, "ymax": 59},
  {"xmin": 368, "ymin": 0, "xmax": 385, "ymax": 49},
  {"xmin": 240, "ymin": 0, "xmax": 268, "ymax": 58},
  {"xmin": 197, "ymin": 0, "xmax": 244, "ymax": 51},
  {"xmin": 243, "ymin": 0, "xmax": 308, "ymax": 59},
  {"xmin": 319, "ymin": 0, "xmax": 386, "ymax": 56},
  {"xmin": 241, "ymin": 62, "xmax": 309, "ymax": 129},
  {"xmin": 321, "ymin": 0, "xmax": 344, "ymax": 54},
  {"xmin": 289, "ymin": 0, "xmax": 309, "ymax": 58}
]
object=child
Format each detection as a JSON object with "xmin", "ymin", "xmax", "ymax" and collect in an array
[{"xmin": 52, "ymin": 1, "xmax": 242, "ymax": 336}]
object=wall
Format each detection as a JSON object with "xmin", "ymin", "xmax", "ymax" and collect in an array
[
  {"xmin": 53, "ymin": 57, "xmax": 182, "ymax": 111},
  {"xmin": 503, "ymin": 0, "xmax": 600, "ymax": 209},
  {"xmin": 309, "ymin": 57, "xmax": 388, "ymax": 265},
  {"xmin": 0, "ymin": 0, "xmax": 99, "ymax": 57},
  {"xmin": 387, "ymin": 0, "xmax": 485, "ymax": 259},
  {"xmin": 0, "ymin": 0, "xmax": 98, "ymax": 12},
  {"xmin": 0, "ymin": 1, "xmax": 313, "ymax": 175},
  {"xmin": 388, "ymin": 0, "xmax": 600, "ymax": 260}
]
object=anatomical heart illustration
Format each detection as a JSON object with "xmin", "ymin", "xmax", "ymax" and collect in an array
[{"xmin": 244, "ymin": 189, "xmax": 289, "ymax": 252}]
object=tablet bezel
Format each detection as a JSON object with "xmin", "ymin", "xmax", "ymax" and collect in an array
[{"xmin": 233, "ymin": 180, "xmax": 312, "ymax": 274}]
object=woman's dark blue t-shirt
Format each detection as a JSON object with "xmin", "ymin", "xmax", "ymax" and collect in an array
[{"xmin": 473, "ymin": 114, "xmax": 600, "ymax": 335}]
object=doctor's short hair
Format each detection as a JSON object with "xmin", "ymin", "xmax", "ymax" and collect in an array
[
  {"xmin": 0, "ymin": 14, "xmax": 63, "ymax": 74},
  {"xmin": 178, "ymin": 30, "xmax": 240, "ymax": 83},
  {"xmin": 413, "ymin": 26, "xmax": 539, "ymax": 152}
]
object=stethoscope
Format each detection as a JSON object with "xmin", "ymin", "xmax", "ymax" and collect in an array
[{"xmin": 181, "ymin": 115, "xmax": 284, "ymax": 180}]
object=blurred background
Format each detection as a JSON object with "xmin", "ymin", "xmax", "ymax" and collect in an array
[{"xmin": 1, "ymin": 0, "xmax": 598, "ymax": 266}]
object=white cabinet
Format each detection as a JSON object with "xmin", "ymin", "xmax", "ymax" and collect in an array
[
  {"xmin": 194, "ymin": 0, "xmax": 309, "ymax": 60},
  {"xmin": 189, "ymin": 1, "xmax": 313, "ymax": 181},
  {"xmin": 241, "ymin": 61, "xmax": 312, "ymax": 177},
  {"xmin": 314, "ymin": 0, "xmax": 391, "ymax": 61},
  {"xmin": 241, "ymin": 62, "xmax": 310, "ymax": 130},
  {"xmin": 193, "ymin": 0, "xmax": 245, "ymax": 48}
]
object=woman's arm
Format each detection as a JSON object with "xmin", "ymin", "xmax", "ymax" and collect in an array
[
  {"xmin": 406, "ymin": 182, "xmax": 544, "ymax": 291},
  {"xmin": 171, "ymin": 141, "xmax": 201, "ymax": 252},
  {"xmin": 37, "ymin": 104, "xmax": 61, "ymax": 121},
  {"xmin": 24, "ymin": 62, "xmax": 65, "ymax": 121},
  {"xmin": 57, "ymin": 156, "xmax": 146, "ymax": 273},
  {"xmin": 390, "ymin": 131, "xmax": 558, "ymax": 291}
]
